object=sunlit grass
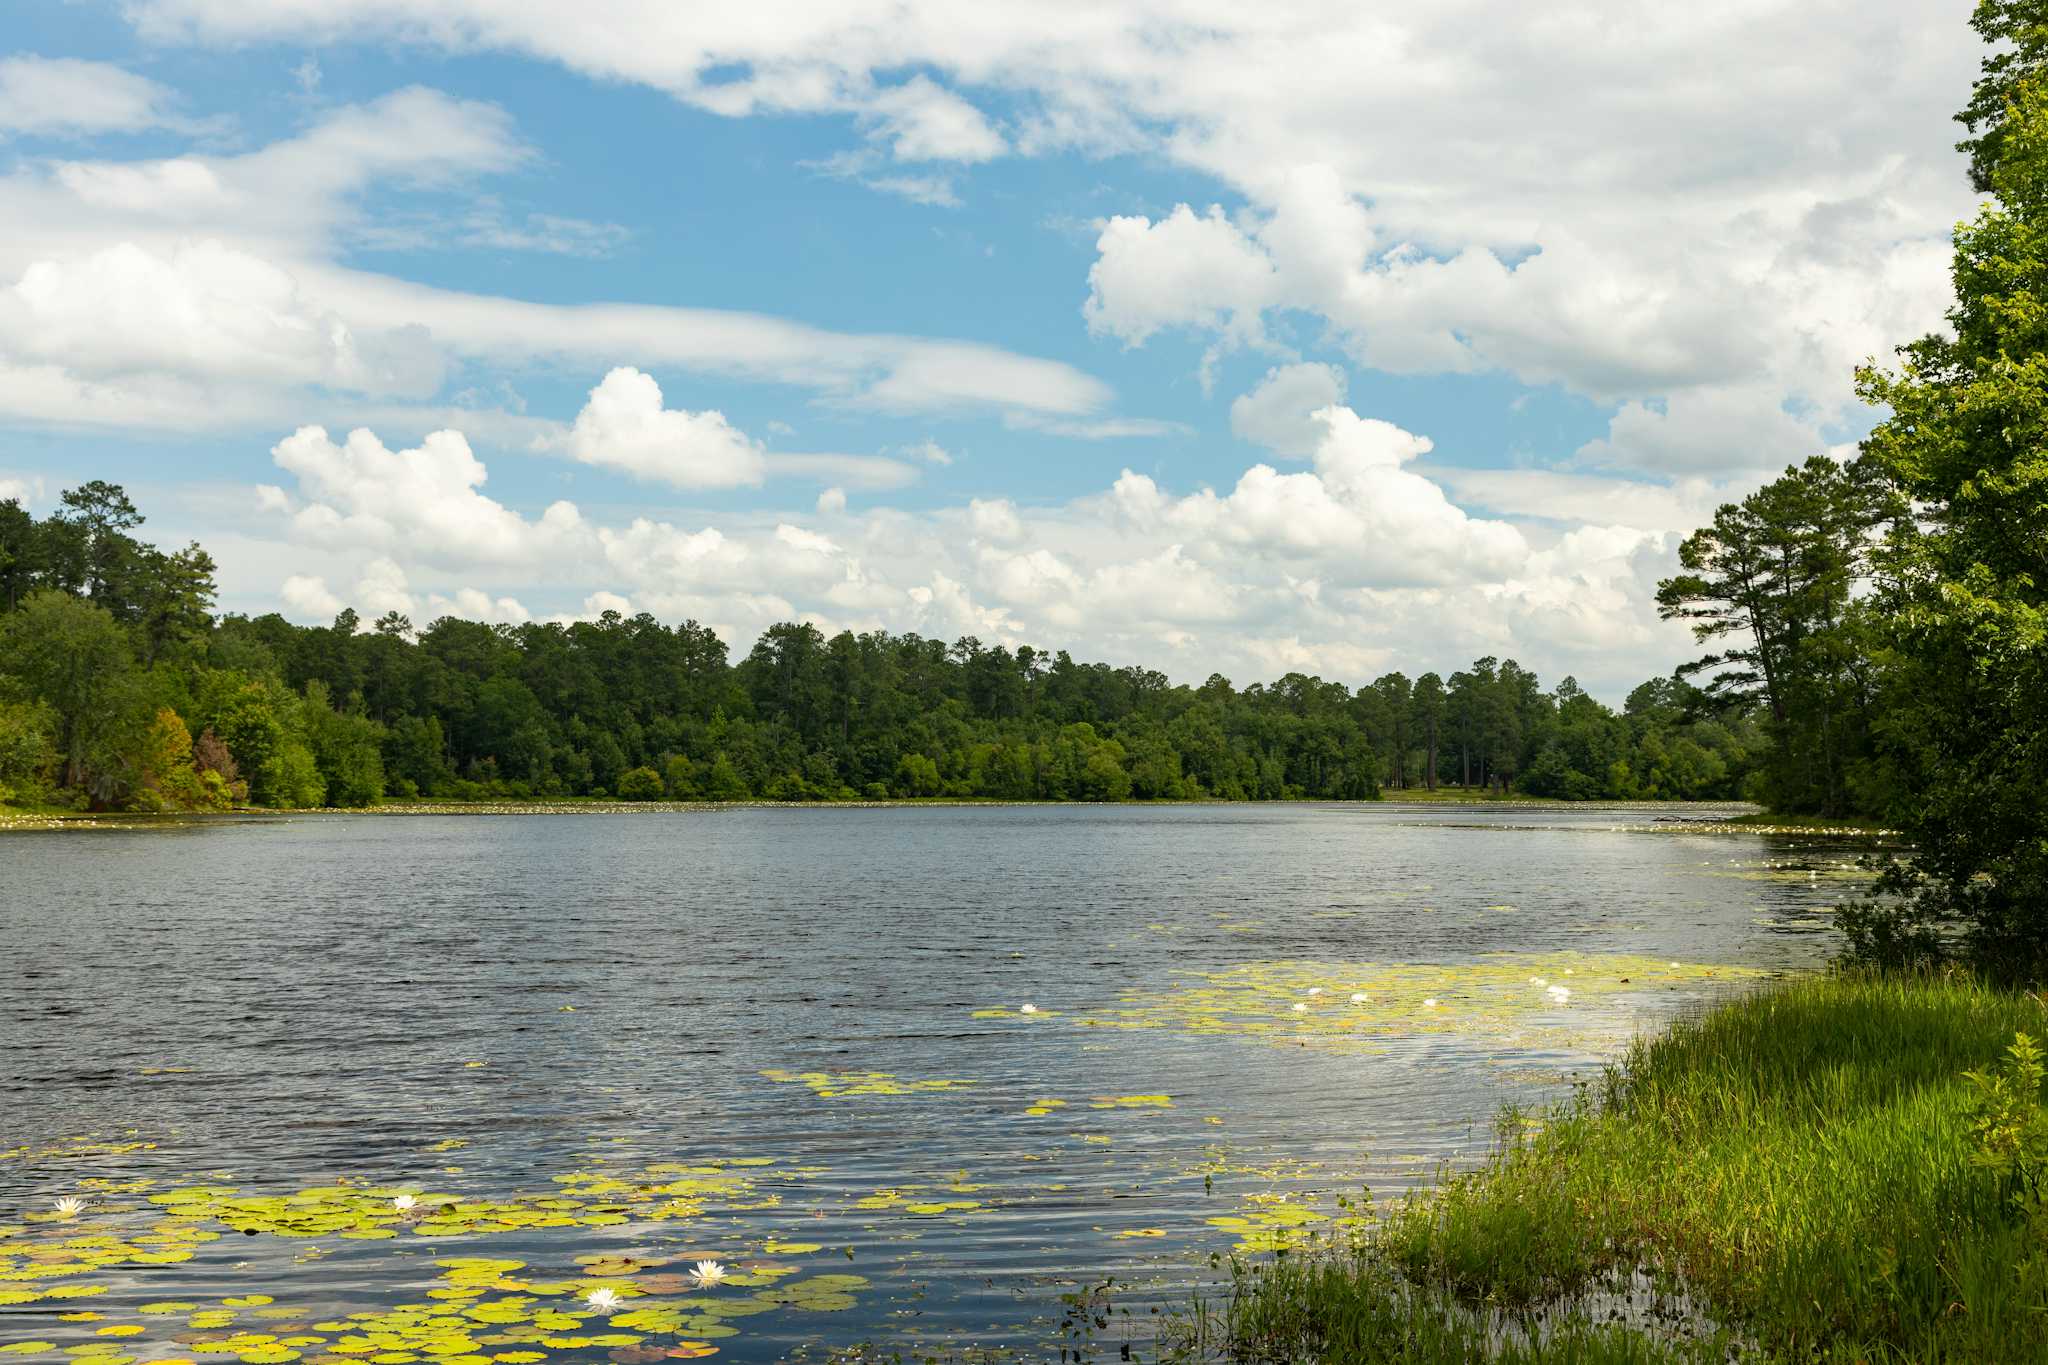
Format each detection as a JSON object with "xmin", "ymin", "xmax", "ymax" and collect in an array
[{"xmin": 1176, "ymin": 972, "xmax": 2048, "ymax": 1362}]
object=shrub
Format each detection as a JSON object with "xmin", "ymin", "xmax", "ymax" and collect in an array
[{"xmin": 616, "ymin": 766, "xmax": 664, "ymax": 801}]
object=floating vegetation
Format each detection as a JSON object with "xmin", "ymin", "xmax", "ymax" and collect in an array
[
  {"xmin": 2, "ymin": 1136, "xmax": 157, "ymax": 1163},
  {"xmin": 757, "ymin": 1070, "xmax": 977, "ymax": 1100},
  {"xmin": 1082, "ymin": 954, "xmax": 1772, "ymax": 1055},
  {"xmin": 0, "ymin": 1151, "xmax": 878, "ymax": 1364},
  {"xmin": 1204, "ymin": 1193, "xmax": 1366, "ymax": 1255}
]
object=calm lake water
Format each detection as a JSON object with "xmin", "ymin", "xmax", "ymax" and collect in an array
[{"xmin": 0, "ymin": 804, "xmax": 1868, "ymax": 1361}]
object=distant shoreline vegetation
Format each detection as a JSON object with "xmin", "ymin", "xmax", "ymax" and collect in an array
[
  {"xmin": 0, "ymin": 795, "xmax": 1798, "ymax": 834},
  {"xmin": 0, "ymin": 483, "xmax": 1771, "ymax": 816}
]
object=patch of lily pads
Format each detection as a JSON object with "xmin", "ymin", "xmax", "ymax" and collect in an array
[
  {"xmin": 1077, "ymin": 953, "xmax": 1769, "ymax": 1054},
  {"xmin": 756, "ymin": 1070, "xmax": 976, "ymax": 1100},
  {"xmin": 0, "ymin": 1154, "xmax": 871, "ymax": 1364}
]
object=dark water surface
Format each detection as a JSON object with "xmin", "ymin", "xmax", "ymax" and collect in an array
[{"xmin": 0, "ymin": 804, "xmax": 1866, "ymax": 1361}]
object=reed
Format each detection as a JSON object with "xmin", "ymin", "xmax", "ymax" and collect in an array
[{"xmin": 1175, "ymin": 972, "xmax": 2048, "ymax": 1362}]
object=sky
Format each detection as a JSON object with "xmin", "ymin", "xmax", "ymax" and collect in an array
[{"xmin": 0, "ymin": 1, "xmax": 1986, "ymax": 699}]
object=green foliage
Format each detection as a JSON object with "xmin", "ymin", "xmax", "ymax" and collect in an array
[
  {"xmin": 1167, "ymin": 1244, "xmax": 1737, "ymax": 1363},
  {"xmin": 1837, "ymin": 10, "xmax": 2048, "ymax": 979},
  {"xmin": 661, "ymin": 753, "xmax": 698, "ymax": 799},
  {"xmin": 0, "ymin": 480, "xmax": 1768, "ymax": 813},
  {"xmin": 615, "ymin": 765, "xmax": 664, "ymax": 801},
  {"xmin": 702, "ymin": 752, "xmax": 750, "ymax": 801},
  {"xmin": 259, "ymin": 740, "xmax": 325, "ymax": 809},
  {"xmin": 135, "ymin": 708, "xmax": 209, "ymax": 812},
  {"xmin": 0, "ymin": 698, "xmax": 58, "ymax": 806},
  {"xmin": 299, "ymin": 681, "xmax": 384, "ymax": 807},
  {"xmin": 1963, "ymin": 1031, "xmax": 2048, "ymax": 1201},
  {"xmin": 0, "ymin": 589, "xmax": 150, "ymax": 806},
  {"xmin": 1253, "ymin": 974, "xmax": 2048, "ymax": 1363},
  {"xmin": 1655, "ymin": 457, "xmax": 1901, "ymax": 817}
]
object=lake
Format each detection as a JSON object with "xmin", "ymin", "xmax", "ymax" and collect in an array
[{"xmin": 0, "ymin": 803, "xmax": 1868, "ymax": 1362}]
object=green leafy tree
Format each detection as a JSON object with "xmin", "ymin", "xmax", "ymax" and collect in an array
[
  {"xmin": 702, "ymin": 751, "xmax": 750, "ymax": 801},
  {"xmin": 1843, "ymin": 2, "xmax": 2048, "ymax": 976},
  {"xmin": 301, "ymin": 681, "xmax": 386, "ymax": 807},
  {"xmin": 616, "ymin": 766, "xmax": 664, "ymax": 801},
  {"xmin": 0, "ymin": 590, "xmax": 146, "ymax": 802},
  {"xmin": 0, "ymin": 699, "xmax": 58, "ymax": 806}
]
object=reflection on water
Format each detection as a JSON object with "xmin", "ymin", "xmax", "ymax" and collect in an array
[{"xmin": 0, "ymin": 804, "xmax": 1875, "ymax": 1360}]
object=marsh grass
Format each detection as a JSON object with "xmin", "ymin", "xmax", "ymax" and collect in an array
[{"xmin": 1177, "ymin": 973, "xmax": 2048, "ymax": 1362}]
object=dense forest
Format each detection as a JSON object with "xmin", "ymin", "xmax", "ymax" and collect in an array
[{"xmin": 0, "ymin": 483, "xmax": 1765, "ymax": 811}]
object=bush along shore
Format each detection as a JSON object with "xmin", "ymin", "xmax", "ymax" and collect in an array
[{"xmin": 1167, "ymin": 971, "xmax": 2048, "ymax": 1363}]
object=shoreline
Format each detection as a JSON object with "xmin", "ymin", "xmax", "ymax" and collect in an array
[
  {"xmin": 1172, "ymin": 971, "xmax": 2038, "ymax": 1362},
  {"xmin": 0, "ymin": 795, "xmax": 1781, "ymax": 832}
]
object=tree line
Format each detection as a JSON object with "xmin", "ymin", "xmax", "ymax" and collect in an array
[{"xmin": 0, "ymin": 483, "xmax": 1763, "ymax": 811}]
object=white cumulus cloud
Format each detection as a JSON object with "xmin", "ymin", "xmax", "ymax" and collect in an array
[{"xmin": 568, "ymin": 367, "xmax": 767, "ymax": 489}]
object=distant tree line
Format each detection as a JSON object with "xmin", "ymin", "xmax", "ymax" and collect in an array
[{"xmin": 0, "ymin": 483, "xmax": 1764, "ymax": 811}]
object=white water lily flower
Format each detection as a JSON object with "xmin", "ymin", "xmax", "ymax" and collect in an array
[
  {"xmin": 392, "ymin": 1193, "xmax": 417, "ymax": 1213},
  {"xmin": 585, "ymin": 1287, "xmax": 622, "ymax": 1314},
  {"xmin": 1530, "ymin": 977, "xmax": 1547, "ymax": 987},
  {"xmin": 1350, "ymin": 993, "xmax": 1368, "ymax": 1004},
  {"xmin": 1306, "ymin": 987, "xmax": 1324, "ymax": 997},
  {"xmin": 1547, "ymin": 986, "xmax": 1572, "ymax": 1004},
  {"xmin": 53, "ymin": 1196, "xmax": 86, "ymax": 1218},
  {"xmin": 1019, "ymin": 1003, "xmax": 1038, "ymax": 1015},
  {"xmin": 690, "ymin": 1260, "xmax": 729, "ymax": 1289},
  {"xmin": 1291, "ymin": 1002, "xmax": 1308, "ymax": 1013},
  {"xmin": 1422, "ymin": 998, "xmax": 1439, "ymax": 1008}
]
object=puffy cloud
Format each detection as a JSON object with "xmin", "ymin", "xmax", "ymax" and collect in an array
[
  {"xmin": 968, "ymin": 497, "xmax": 1024, "ymax": 543},
  {"xmin": 0, "ymin": 473, "xmax": 47, "ymax": 506},
  {"xmin": 243, "ymin": 410, "xmax": 1700, "ymax": 697},
  {"xmin": 816, "ymin": 486, "xmax": 848, "ymax": 515},
  {"xmin": 1112, "ymin": 406, "xmax": 1526, "ymax": 586},
  {"xmin": 1085, "ymin": 205, "xmax": 1277, "ymax": 348},
  {"xmin": 279, "ymin": 556, "xmax": 531, "ymax": 625},
  {"xmin": 0, "ymin": 56, "xmax": 188, "ymax": 137},
  {"xmin": 1230, "ymin": 362, "xmax": 1346, "ymax": 457},
  {"xmin": 279, "ymin": 573, "xmax": 342, "ymax": 619},
  {"xmin": 271, "ymin": 424, "xmax": 584, "ymax": 565},
  {"xmin": 568, "ymin": 367, "xmax": 766, "ymax": 489}
]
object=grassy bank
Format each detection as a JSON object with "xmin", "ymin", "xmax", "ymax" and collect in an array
[{"xmin": 1172, "ymin": 973, "xmax": 2048, "ymax": 1362}]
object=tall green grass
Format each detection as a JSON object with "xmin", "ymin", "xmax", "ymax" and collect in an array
[{"xmin": 1176, "ymin": 973, "xmax": 2048, "ymax": 1362}]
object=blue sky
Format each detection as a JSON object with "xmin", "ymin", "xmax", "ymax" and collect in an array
[{"xmin": 0, "ymin": 1, "xmax": 1983, "ymax": 697}]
